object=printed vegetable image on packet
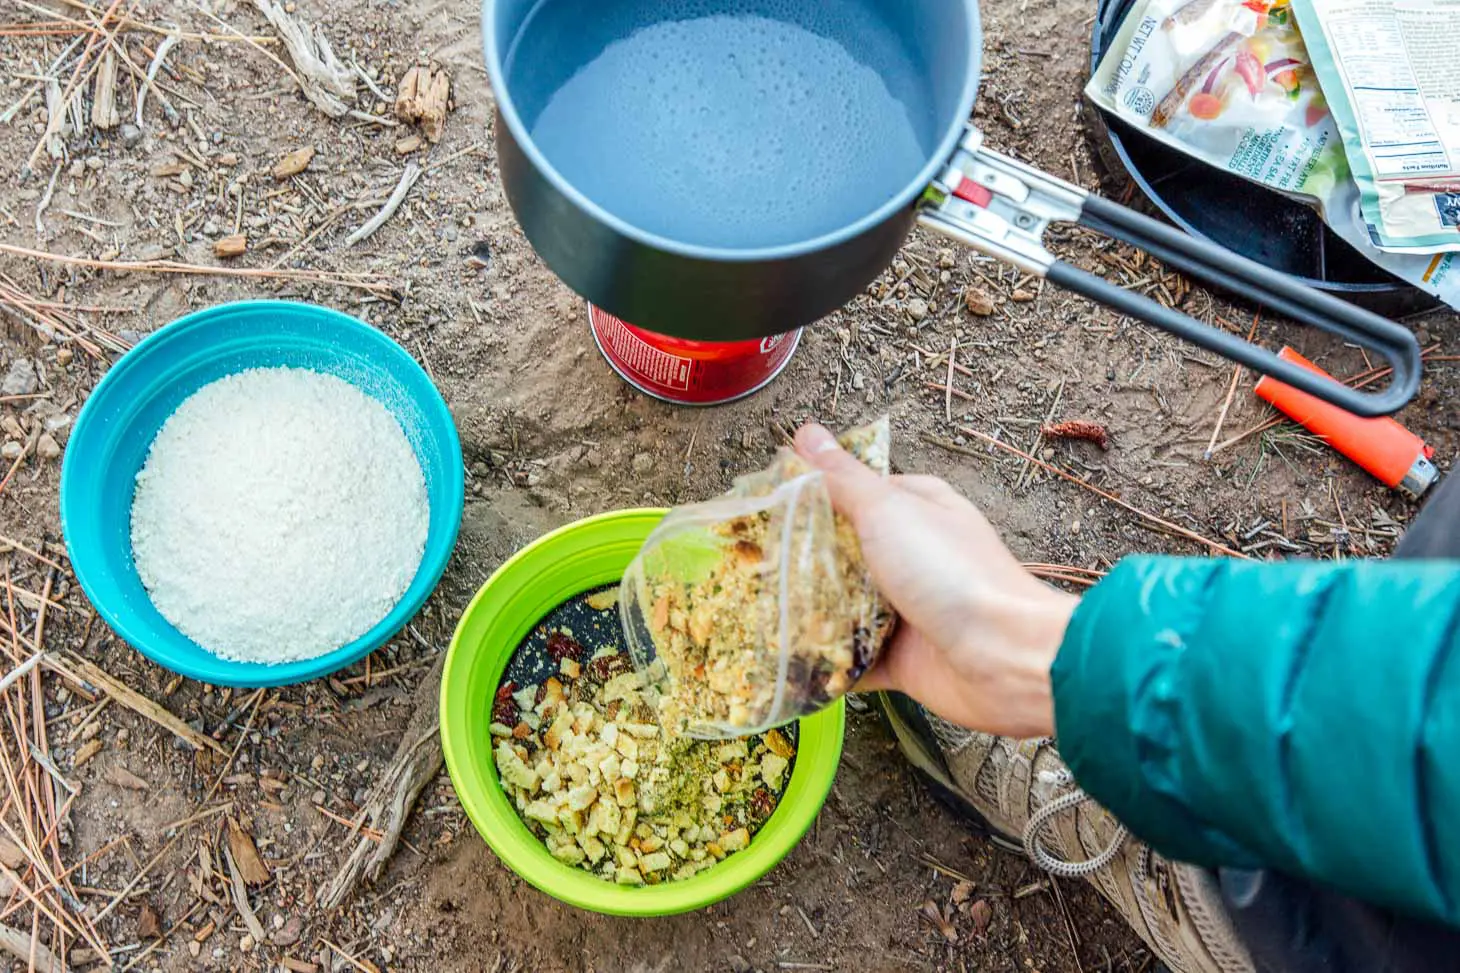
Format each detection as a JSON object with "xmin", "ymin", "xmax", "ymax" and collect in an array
[
  {"xmin": 620, "ymin": 419, "xmax": 896, "ymax": 740},
  {"xmin": 1088, "ymin": 0, "xmax": 1347, "ymax": 203},
  {"xmin": 1089, "ymin": 0, "xmax": 1460, "ymax": 309}
]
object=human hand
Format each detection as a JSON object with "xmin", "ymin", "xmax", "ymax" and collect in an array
[{"xmin": 794, "ymin": 424, "xmax": 1075, "ymax": 739}]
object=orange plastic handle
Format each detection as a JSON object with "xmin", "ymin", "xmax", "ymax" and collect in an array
[{"xmin": 1254, "ymin": 347, "xmax": 1431, "ymax": 489}]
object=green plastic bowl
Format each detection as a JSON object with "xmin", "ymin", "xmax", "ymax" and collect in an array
[{"xmin": 440, "ymin": 509, "xmax": 845, "ymax": 916}]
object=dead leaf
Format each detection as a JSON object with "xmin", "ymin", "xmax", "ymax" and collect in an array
[
  {"xmin": 106, "ymin": 765, "xmax": 149, "ymax": 791},
  {"xmin": 920, "ymin": 898, "xmax": 958, "ymax": 944},
  {"xmin": 951, "ymin": 879, "xmax": 975, "ymax": 905},
  {"xmin": 137, "ymin": 902, "xmax": 162, "ymax": 939},
  {"xmin": 73, "ymin": 738, "xmax": 103, "ymax": 768},
  {"xmin": 0, "ymin": 836, "xmax": 25, "ymax": 869},
  {"xmin": 272, "ymin": 146, "xmax": 315, "ymax": 180},
  {"xmin": 969, "ymin": 899, "xmax": 993, "ymax": 938},
  {"xmin": 226, "ymin": 820, "xmax": 271, "ymax": 886}
]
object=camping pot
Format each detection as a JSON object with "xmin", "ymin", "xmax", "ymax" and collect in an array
[{"xmin": 481, "ymin": 0, "xmax": 1421, "ymax": 417}]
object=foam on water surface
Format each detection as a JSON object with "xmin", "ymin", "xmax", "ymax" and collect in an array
[{"xmin": 507, "ymin": 0, "xmax": 935, "ymax": 249}]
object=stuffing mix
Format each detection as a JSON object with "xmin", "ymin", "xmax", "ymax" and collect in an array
[
  {"xmin": 628, "ymin": 418, "xmax": 896, "ymax": 736},
  {"xmin": 492, "ymin": 621, "xmax": 795, "ymax": 886}
]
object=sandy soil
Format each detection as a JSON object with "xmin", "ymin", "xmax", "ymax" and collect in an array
[{"xmin": 0, "ymin": 0, "xmax": 1455, "ymax": 971}]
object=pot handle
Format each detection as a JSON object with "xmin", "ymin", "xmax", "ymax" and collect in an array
[{"xmin": 916, "ymin": 127, "xmax": 1422, "ymax": 418}]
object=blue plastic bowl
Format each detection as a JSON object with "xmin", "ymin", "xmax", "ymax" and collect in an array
[{"xmin": 59, "ymin": 300, "xmax": 465, "ymax": 687}]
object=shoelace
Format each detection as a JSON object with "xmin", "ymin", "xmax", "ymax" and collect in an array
[{"xmin": 1021, "ymin": 768, "xmax": 1130, "ymax": 878}]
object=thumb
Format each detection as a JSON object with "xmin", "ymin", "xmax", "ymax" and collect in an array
[{"xmin": 793, "ymin": 423, "xmax": 890, "ymax": 521}]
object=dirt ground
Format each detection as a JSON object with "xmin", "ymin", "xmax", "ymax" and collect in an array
[{"xmin": 1, "ymin": 0, "xmax": 1456, "ymax": 971}]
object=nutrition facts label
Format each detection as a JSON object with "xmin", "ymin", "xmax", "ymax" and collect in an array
[{"xmin": 1317, "ymin": 0, "xmax": 1460, "ymax": 181}]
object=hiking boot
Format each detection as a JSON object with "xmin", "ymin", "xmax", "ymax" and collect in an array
[{"xmin": 876, "ymin": 692, "xmax": 1254, "ymax": 973}]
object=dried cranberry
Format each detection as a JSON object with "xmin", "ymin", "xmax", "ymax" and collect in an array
[
  {"xmin": 750, "ymin": 788, "xmax": 775, "ymax": 821},
  {"xmin": 492, "ymin": 681, "xmax": 518, "ymax": 725},
  {"xmin": 586, "ymin": 653, "xmax": 631, "ymax": 681},
  {"xmin": 546, "ymin": 632, "xmax": 584, "ymax": 663}
]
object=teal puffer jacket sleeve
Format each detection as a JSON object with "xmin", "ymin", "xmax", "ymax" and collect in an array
[{"xmin": 1052, "ymin": 556, "xmax": 1460, "ymax": 925}]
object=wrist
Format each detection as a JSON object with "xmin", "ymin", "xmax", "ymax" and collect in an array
[{"xmin": 968, "ymin": 582, "xmax": 1074, "ymax": 738}]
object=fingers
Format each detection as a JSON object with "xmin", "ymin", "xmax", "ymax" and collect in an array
[{"xmin": 794, "ymin": 424, "xmax": 893, "ymax": 521}]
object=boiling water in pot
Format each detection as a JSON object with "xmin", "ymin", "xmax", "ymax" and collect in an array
[{"xmin": 505, "ymin": 0, "xmax": 938, "ymax": 250}]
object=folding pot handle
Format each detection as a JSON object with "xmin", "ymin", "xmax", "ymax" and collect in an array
[{"xmin": 917, "ymin": 127, "xmax": 1423, "ymax": 418}]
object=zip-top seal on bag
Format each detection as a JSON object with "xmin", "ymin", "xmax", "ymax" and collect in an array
[{"xmin": 1291, "ymin": 0, "xmax": 1460, "ymax": 254}]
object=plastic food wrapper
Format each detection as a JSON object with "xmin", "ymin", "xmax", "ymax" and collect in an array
[
  {"xmin": 1291, "ymin": 0, "xmax": 1460, "ymax": 254},
  {"xmin": 1087, "ymin": 0, "xmax": 1348, "ymax": 203},
  {"xmin": 619, "ymin": 419, "xmax": 896, "ymax": 740},
  {"xmin": 1088, "ymin": 0, "xmax": 1460, "ymax": 309}
]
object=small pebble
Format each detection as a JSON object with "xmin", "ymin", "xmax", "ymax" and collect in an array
[
  {"xmin": 115, "ymin": 727, "xmax": 129, "ymax": 743},
  {"xmin": 119, "ymin": 123, "xmax": 142, "ymax": 148},
  {"xmin": 202, "ymin": 219, "xmax": 220, "ymax": 236},
  {"xmin": 631, "ymin": 452, "xmax": 654, "ymax": 475},
  {"xmin": 56, "ymin": 347, "xmax": 73, "ymax": 366},
  {"xmin": 1, "ymin": 358, "xmax": 38, "ymax": 396},
  {"xmin": 964, "ymin": 288, "xmax": 996, "ymax": 317},
  {"xmin": 1, "ymin": 442, "xmax": 22, "ymax": 461},
  {"xmin": 36, "ymin": 433, "xmax": 61, "ymax": 461},
  {"xmin": 239, "ymin": 934, "xmax": 254, "ymax": 953},
  {"xmin": 1011, "ymin": 288, "xmax": 1036, "ymax": 302},
  {"xmin": 187, "ymin": 941, "xmax": 200, "ymax": 958},
  {"xmin": 937, "ymin": 249, "xmax": 956, "ymax": 269},
  {"xmin": 906, "ymin": 298, "xmax": 929, "ymax": 321},
  {"xmin": 86, "ymin": 156, "xmax": 103, "ymax": 170}
]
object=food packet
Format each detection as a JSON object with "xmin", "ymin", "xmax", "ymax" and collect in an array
[
  {"xmin": 1088, "ymin": 0, "xmax": 1348, "ymax": 203},
  {"xmin": 1088, "ymin": 0, "xmax": 1460, "ymax": 309},
  {"xmin": 620, "ymin": 419, "xmax": 896, "ymax": 740},
  {"xmin": 1290, "ymin": 0, "xmax": 1460, "ymax": 254}
]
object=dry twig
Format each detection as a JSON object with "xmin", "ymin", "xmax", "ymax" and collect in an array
[
  {"xmin": 0, "ymin": 243, "xmax": 394, "ymax": 297},
  {"xmin": 320, "ymin": 654, "xmax": 444, "ymax": 907},
  {"xmin": 344, "ymin": 164, "xmax": 421, "ymax": 247},
  {"xmin": 51, "ymin": 654, "xmax": 227, "ymax": 754},
  {"xmin": 938, "ymin": 428, "xmax": 1248, "ymax": 559}
]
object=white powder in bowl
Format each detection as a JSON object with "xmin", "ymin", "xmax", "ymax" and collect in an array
[{"xmin": 130, "ymin": 367, "xmax": 430, "ymax": 664}]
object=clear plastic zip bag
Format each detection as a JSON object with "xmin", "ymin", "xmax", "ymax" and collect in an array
[{"xmin": 620, "ymin": 419, "xmax": 896, "ymax": 739}]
